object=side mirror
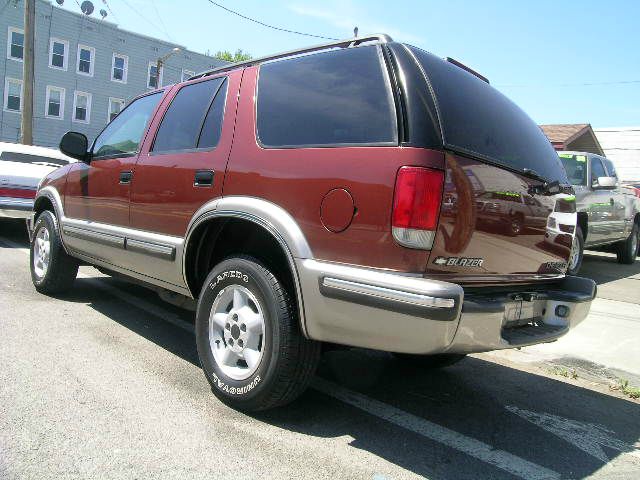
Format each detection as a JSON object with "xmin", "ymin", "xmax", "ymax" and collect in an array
[
  {"xmin": 60, "ymin": 131, "xmax": 89, "ymax": 163},
  {"xmin": 592, "ymin": 176, "xmax": 617, "ymax": 189}
]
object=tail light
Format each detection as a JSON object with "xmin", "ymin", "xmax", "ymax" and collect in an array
[
  {"xmin": 392, "ymin": 166, "xmax": 444, "ymax": 249},
  {"xmin": 0, "ymin": 187, "xmax": 36, "ymax": 199}
]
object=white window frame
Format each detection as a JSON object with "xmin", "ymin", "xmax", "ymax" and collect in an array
[
  {"xmin": 181, "ymin": 68, "xmax": 195, "ymax": 82},
  {"xmin": 111, "ymin": 53, "xmax": 128, "ymax": 83},
  {"xmin": 76, "ymin": 44, "xmax": 95, "ymax": 77},
  {"xmin": 48, "ymin": 37, "xmax": 69, "ymax": 71},
  {"xmin": 108, "ymin": 97, "xmax": 125, "ymax": 123},
  {"xmin": 7, "ymin": 27, "xmax": 24, "ymax": 62},
  {"xmin": 45, "ymin": 85, "xmax": 66, "ymax": 120},
  {"xmin": 3, "ymin": 77, "xmax": 23, "ymax": 113},
  {"xmin": 147, "ymin": 61, "xmax": 163, "ymax": 89},
  {"xmin": 72, "ymin": 90, "xmax": 92, "ymax": 124}
]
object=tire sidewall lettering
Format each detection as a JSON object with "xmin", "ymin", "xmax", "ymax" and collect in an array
[{"xmin": 197, "ymin": 262, "xmax": 275, "ymax": 400}]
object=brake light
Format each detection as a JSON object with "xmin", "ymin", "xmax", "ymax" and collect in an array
[
  {"xmin": 0, "ymin": 187, "xmax": 36, "ymax": 199},
  {"xmin": 392, "ymin": 166, "xmax": 444, "ymax": 249}
]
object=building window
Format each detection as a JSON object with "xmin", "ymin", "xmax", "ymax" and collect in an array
[
  {"xmin": 181, "ymin": 69, "xmax": 195, "ymax": 82},
  {"xmin": 111, "ymin": 53, "xmax": 128, "ymax": 83},
  {"xmin": 73, "ymin": 91, "xmax": 91, "ymax": 123},
  {"xmin": 147, "ymin": 62, "xmax": 162, "ymax": 89},
  {"xmin": 76, "ymin": 45, "xmax": 95, "ymax": 76},
  {"xmin": 49, "ymin": 38, "xmax": 69, "ymax": 70},
  {"xmin": 7, "ymin": 27, "xmax": 24, "ymax": 61},
  {"xmin": 45, "ymin": 86, "xmax": 65, "ymax": 119},
  {"xmin": 3, "ymin": 78, "xmax": 23, "ymax": 112},
  {"xmin": 108, "ymin": 97, "xmax": 125, "ymax": 122}
]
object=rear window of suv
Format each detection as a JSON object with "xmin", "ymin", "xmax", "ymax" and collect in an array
[
  {"xmin": 257, "ymin": 46, "xmax": 397, "ymax": 148},
  {"xmin": 408, "ymin": 46, "xmax": 567, "ymax": 183}
]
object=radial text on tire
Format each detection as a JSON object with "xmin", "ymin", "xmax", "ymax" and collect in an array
[{"xmin": 195, "ymin": 256, "xmax": 321, "ymax": 411}]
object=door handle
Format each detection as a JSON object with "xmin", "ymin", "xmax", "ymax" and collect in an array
[
  {"xmin": 119, "ymin": 170, "xmax": 133, "ymax": 184},
  {"xmin": 194, "ymin": 170, "xmax": 214, "ymax": 187}
]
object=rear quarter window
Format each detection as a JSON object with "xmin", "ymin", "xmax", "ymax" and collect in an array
[
  {"xmin": 408, "ymin": 46, "xmax": 567, "ymax": 183},
  {"xmin": 257, "ymin": 46, "xmax": 397, "ymax": 147}
]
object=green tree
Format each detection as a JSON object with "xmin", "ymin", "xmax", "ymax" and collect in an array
[{"xmin": 214, "ymin": 49, "xmax": 252, "ymax": 63}]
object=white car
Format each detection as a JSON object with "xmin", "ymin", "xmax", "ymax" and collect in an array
[{"xmin": 0, "ymin": 142, "xmax": 75, "ymax": 220}]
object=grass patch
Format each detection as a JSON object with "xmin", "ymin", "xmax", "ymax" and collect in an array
[
  {"xmin": 547, "ymin": 366, "xmax": 579, "ymax": 380},
  {"xmin": 611, "ymin": 379, "xmax": 640, "ymax": 399}
]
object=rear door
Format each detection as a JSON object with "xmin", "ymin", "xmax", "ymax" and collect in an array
[
  {"xmin": 129, "ymin": 71, "xmax": 240, "ymax": 237},
  {"xmin": 584, "ymin": 156, "xmax": 615, "ymax": 244},
  {"xmin": 602, "ymin": 157, "xmax": 626, "ymax": 239}
]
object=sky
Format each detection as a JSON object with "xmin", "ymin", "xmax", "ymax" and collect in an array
[{"xmin": 59, "ymin": 0, "xmax": 640, "ymax": 128}]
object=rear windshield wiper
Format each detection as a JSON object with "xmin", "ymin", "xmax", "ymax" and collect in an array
[{"xmin": 522, "ymin": 168, "xmax": 574, "ymax": 195}]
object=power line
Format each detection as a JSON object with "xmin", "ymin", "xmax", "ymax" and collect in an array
[
  {"xmin": 150, "ymin": 0, "xmax": 173, "ymax": 42},
  {"xmin": 205, "ymin": 0, "xmax": 339, "ymax": 41},
  {"xmin": 497, "ymin": 79, "xmax": 640, "ymax": 88},
  {"xmin": 118, "ymin": 0, "xmax": 172, "ymax": 42}
]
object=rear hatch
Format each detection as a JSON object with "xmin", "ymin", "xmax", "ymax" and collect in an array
[{"xmin": 401, "ymin": 45, "xmax": 575, "ymax": 283}]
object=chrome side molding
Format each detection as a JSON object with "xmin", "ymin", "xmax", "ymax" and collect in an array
[{"xmin": 321, "ymin": 277, "xmax": 456, "ymax": 309}]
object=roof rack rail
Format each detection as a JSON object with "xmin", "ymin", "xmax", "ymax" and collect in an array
[{"xmin": 190, "ymin": 33, "xmax": 393, "ymax": 80}]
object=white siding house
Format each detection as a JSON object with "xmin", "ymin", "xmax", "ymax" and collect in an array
[
  {"xmin": 594, "ymin": 127, "xmax": 640, "ymax": 182},
  {"xmin": 0, "ymin": 0, "xmax": 227, "ymax": 147}
]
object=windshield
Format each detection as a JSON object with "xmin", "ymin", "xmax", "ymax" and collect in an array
[
  {"xmin": 407, "ymin": 46, "xmax": 568, "ymax": 183},
  {"xmin": 559, "ymin": 153, "xmax": 587, "ymax": 185}
]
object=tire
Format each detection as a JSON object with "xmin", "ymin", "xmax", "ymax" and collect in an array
[
  {"xmin": 567, "ymin": 226, "xmax": 585, "ymax": 275},
  {"xmin": 616, "ymin": 222, "xmax": 639, "ymax": 264},
  {"xmin": 195, "ymin": 256, "xmax": 321, "ymax": 411},
  {"xmin": 30, "ymin": 210, "xmax": 79, "ymax": 294},
  {"xmin": 394, "ymin": 353, "xmax": 467, "ymax": 369}
]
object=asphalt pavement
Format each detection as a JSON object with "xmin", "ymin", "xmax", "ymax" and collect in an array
[{"xmin": 1, "ymin": 218, "xmax": 639, "ymax": 480}]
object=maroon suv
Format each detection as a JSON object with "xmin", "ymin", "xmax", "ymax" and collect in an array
[{"xmin": 29, "ymin": 34, "xmax": 595, "ymax": 411}]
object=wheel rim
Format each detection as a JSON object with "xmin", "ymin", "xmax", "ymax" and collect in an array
[
  {"xmin": 512, "ymin": 219, "xmax": 521, "ymax": 234},
  {"xmin": 632, "ymin": 230, "xmax": 639, "ymax": 256},
  {"xmin": 33, "ymin": 225, "xmax": 51, "ymax": 279},
  {"xmin": 208, "ymin": 284, "xmax": 265, "ymax": 381},
  {"xmin": 568, "ymin": 236, "xmax": 581, "ymax": 271}
]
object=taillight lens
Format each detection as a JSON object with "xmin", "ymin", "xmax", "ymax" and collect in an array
[
  {"xmin": 0, "ymin": 187, "xmax": 36, "ymax": 199},
  {"xmin": 392, "ymin": 166, "xmax": 444, "ymax": 249}
]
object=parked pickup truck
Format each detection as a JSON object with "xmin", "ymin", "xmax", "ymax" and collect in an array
[
  {"xmin": 29, "ymin": 34, "xmax": 596, "ymax": 411},
  {"xmin": 559, "ymin": 152, "xmax": 640, "ymax": 275}
]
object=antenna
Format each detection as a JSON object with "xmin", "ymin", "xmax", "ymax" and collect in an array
[
  {"xmin": 99, "ymin": 8, "xmax": 107, "ymax": 19},
  {"xmin": 55, "ymin": 0, "xmax": 64, "ymax": 5},
  {"xmin": 80, "ymin": 1, "xmax": 94, "ymax": 15},
  {"xmin": 353, "ymin": 26, "xmax": 359, "ymax": 38}
]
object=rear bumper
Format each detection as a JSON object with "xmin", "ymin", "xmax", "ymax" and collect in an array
[
  {"xmin": 0, "ymin": 197, "xmax": 33, "ymax": 219},
  {"xmin": 298, "ymin": 259, "xmax": 595, "ymax": 354}
]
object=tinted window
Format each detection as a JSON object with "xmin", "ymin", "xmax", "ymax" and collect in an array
[
  {"xmin": 198, "ymin": 80, "xmax": 228, "ymax": 149},
  {"xmin": 408, "ymin": 46, "xmax": 567, "ymax": 183},
  {"xmin": 602, "ymin": 158, "xmax": 617, "ymax": 178},
  {"xmin": 93, "ymin": 92, "xmax": 162, "ymax": 159},
  {"xmin": 559, "ymin": 153, "xmax": 587, "ymax": 185},
  {"xmin": 0, "ymin": 151, "xmax": 69, "ymax": 166},
  {"xmin": 153, "ymin": 77, "xmax": 225, "ymax": 153},
  {"xmin": 257, "ymin": 46, "xmax": 396, "ymax": 147},
  {"xmin": 591, "ymin": 158, "xmax": 607, "ymax": 183}
]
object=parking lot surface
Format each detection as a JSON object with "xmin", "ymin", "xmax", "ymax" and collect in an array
[{"xmin": 1, "ymin": 219, "xmax": 639, "ymax": 480}]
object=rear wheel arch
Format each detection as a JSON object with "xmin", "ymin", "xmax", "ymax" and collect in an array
[{"xmin": 184, "ymin": 215, "xmax": 308, "ymax": 337}]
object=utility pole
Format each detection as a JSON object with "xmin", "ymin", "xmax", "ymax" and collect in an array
[
  {"xmin": 156, "ymin": 47, "xmax": 181, "ymax": 88},
  {"xmin": 21, "ymin": 0, "xmax": 36, "ymax": 145}
]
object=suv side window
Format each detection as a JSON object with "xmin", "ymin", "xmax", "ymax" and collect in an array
[
  {"xmin": 591, "ymin": 157, "xmax": 607, "ymax": 185},
  {"xmin": 257, "ymin": 46, "xmax": 397, "ymax": 147},
  {"xmin": 152, "ymin": 77, "xmax": 227, "ymax": 153},
  {"xmin": 602, "ymin": 158, "xmax": 618, "ymax": 179},
  {"xmin": 93, "ymin": 92, "xmax": 162, "ymax": 159}
]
